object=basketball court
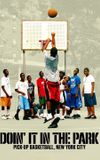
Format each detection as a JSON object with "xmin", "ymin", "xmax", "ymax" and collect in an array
[{"xmin": 0, "ymin": 106, "xmax": 100, "ymax": 160}]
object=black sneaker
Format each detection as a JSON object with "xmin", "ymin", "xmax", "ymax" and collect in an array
[
  {"xmin": 44, "ymin": 115, "xmax": 53, "ymax": 123},
  {"xmin": 71, "ymin": 114, "xmax": 81, "ymax": 119},
  {"xmin": 31, "ymin": 115, "xmax": 40, "ymax": 119},
  {"xmin": 44, "ymin": 118, "xmax": 51, "ymax": 123},
  {"xmin": 91, "ymin": 115, "xmax": 97, "ymax": 119},
  {"xmin": 14, "ymin": 114, "xmax": 19, "ymax": 120},
  {"xmin": 23, "ymin": 116, "xmax": 30, "ymax": 120},
  {"xmin": 76, "ymin": 114, "xmax": 81, "ymax": 118},
  {"xmin": 85, "ymin": 115, "xmax": 92, "ymax": 119},
  {"xmin": 64, "ymin": 115, "xmax": 71, "ymax": 119},
  {"xmin": 71, "ymin": 114, "xmax": 76, "ymax": 119},
  {"xmin": 48, "ymin": 117, "xmax": 60, "ymax": 128},
  {"xmin": 48, "ymin": 124, "xmax": 58, "ymax": 128}
]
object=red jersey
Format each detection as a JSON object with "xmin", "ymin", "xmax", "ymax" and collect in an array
[{"xmin": 36, "ymin": 78, "xmax": 46, "ymax": 97}]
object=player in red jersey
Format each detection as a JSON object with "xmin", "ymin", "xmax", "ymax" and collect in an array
[{"xmin": 36, "ymin": 71, "xmax": 46, "ymax": 117}]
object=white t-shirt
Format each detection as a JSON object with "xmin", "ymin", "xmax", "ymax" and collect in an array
[
  {"xmin": 44, "ymin": 50, "xmax": 59, "ymax": 82},
  {"xmin": 60, "ymin": 79, "xmax": 65, "ymax": 103},
  {"xmin": 83, "ymin": 75, "xmax": 95, "ymax": 94},
  {"xmin": 15, "ymin": 81, "xmax": 28, "ymax": 99},
  {"xmin": 60, "ymin": 79, "xmax": 65, "ymax": 91},
  {"xmin": 0, "ymin": 76, "xmax": 12, "ymax": 97}
]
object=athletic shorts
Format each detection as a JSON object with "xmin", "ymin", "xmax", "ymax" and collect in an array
[
  {"xmin": 46, "ymin": 81, "xmax": 60, "ymax": 102},
  {"xmin": 39, "ymin": 97, "xmax": 46, "ymax": 105},
  {"xmin": 0, "ymin": 97, "xmax": 11, "ymax": 107},
  {"xmin": 65, "ymin": 92, "xmax": 71, "ymax": 107},
  {"xmin": 84, "ymin": 93, "xmax": 97, "ymax": 107},
  {"xmin": 60, "ymin": 91, "xmax": 66, "ymax": 104},
  {"xmin": 18, "ymin": 96, "xmax": 30, "ymax": 110},
  {"xmin": 70, "ymin": 93, "xmax": 82, "ymax": 109}
]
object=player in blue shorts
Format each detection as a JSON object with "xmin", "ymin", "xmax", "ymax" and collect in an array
[
  {"xmin": 82, "ymin": 68, "xmax": 97, "ymax": 119},
  {"xmin": 14, "ymin": 73, "xmax": 30, "ymax": 120},
  {"xmin": 69, "ymin": 68, "xmax": 82, "ymax": 119}
]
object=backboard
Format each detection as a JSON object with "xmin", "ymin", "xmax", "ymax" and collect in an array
[{"xmin": 22, "ymin": 21, "xmax": 68, "ymax": 50}]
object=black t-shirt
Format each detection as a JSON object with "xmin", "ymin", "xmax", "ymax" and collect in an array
[{"xmin": 28, "ymin": 82, "xmax": 35, "ymax": 99}]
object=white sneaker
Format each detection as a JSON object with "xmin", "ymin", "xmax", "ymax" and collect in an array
[
  {"xmin": 44, "ymin": 113, "xmax": 53, "ymax": 123},
  {"xmin": 6, "ymin": 115, "xmax": 12, "ymax": 119},
  {"xmin": 55, "ymin": 114, "xmax": 60, "ymax": 118},
  {"xmin": 46, "ymin": 114, "xmax": 52, "ymax": 120},
  {"xmin": 42, "ymin": 113, "xmax": 47, "ymax": 118},
  {"xmin": 60, "ymin": 115, "xmax": 65, "ymax": 120},
  {"xmin": 39, "ymin": 113, "xmax": 44, "ymax": 117},
  {"xmin": 1, "ymin": 115, "xmax": 7, "ymax": 120},
  {"xmin": 65, "ymin": 106, "xmax": 70, "ymax": 110}
]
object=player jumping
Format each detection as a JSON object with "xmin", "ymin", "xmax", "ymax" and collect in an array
[{"xmin": 41, "ymin": 32, "xmax": 60, "ymax": 128}]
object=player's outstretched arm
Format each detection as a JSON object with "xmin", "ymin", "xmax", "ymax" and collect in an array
[
  {"xmin": 51, "ymin": 32, "xmax": 56, "ymax": 48},
  {"xmin": 42, "ymin": 38, "xmax": 51, "ymax": 52}
]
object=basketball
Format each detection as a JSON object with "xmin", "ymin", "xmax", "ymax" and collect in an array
[{"xmin": 48, "ymin": 9, "xmax": 58, "ymax": 18}]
